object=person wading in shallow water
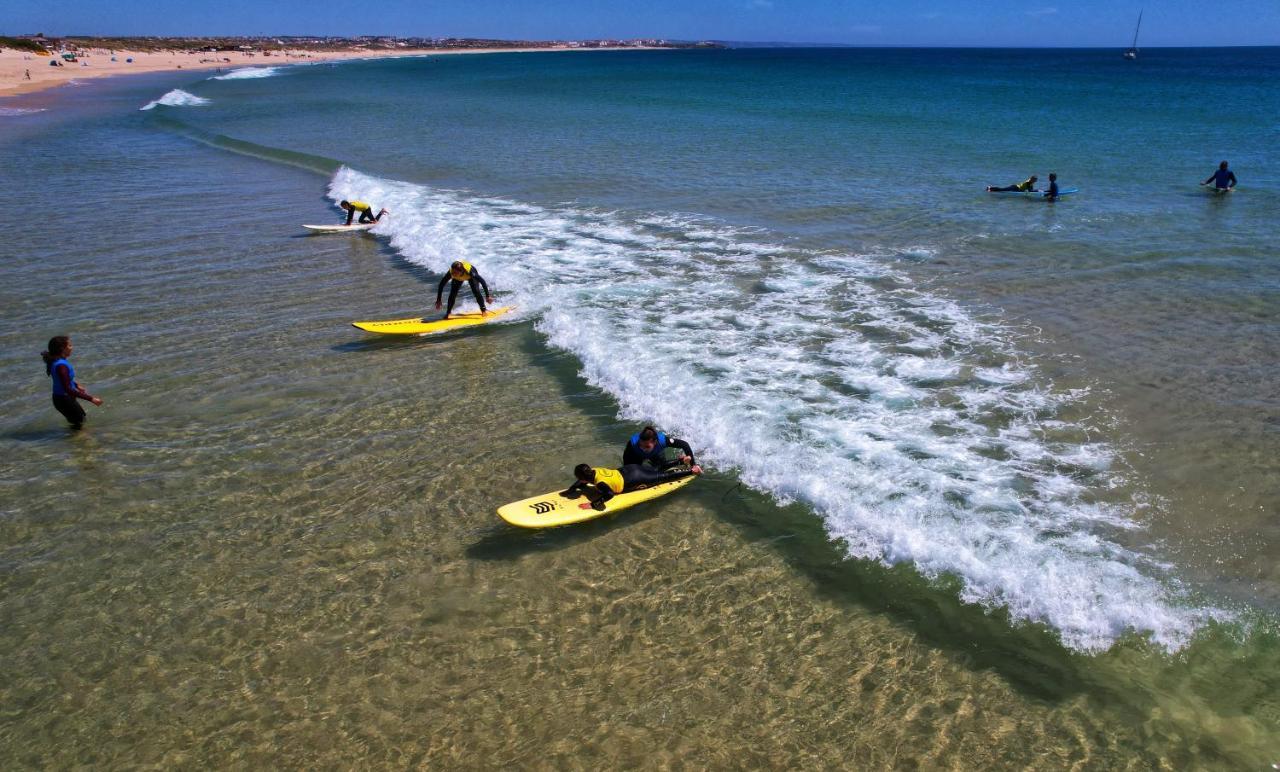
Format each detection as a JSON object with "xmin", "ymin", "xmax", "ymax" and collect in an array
[{"xmin": 41, "ymin": 335, "xmax": 102, "ymax": 429}]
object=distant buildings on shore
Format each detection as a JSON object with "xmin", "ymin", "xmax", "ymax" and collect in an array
[{"xmin": 5, "ymin": 33, "xmax": 722, "ymax": 55}]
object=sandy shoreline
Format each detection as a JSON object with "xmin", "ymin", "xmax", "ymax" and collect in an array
[{"xmin": 0, "ymin": 45, "xmax": 637, "ymax": 98}]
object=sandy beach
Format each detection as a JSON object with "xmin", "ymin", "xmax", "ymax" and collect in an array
[{"xmin": 0, "ymin": 44, "xmax": 598, "ymax": 97}]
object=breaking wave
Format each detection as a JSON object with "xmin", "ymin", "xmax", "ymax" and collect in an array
[
  {"xmin": 140, "ymin": 89, "xmax": 210, "ymax": 111},
  {"xmin": 329, "ymin": 165, "xmax": 1227, "ymax": 653}
]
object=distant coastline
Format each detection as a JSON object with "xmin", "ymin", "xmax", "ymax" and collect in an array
[{"xmin": 0, "ymin": 35, "xmax": 721, "ymax": 97}]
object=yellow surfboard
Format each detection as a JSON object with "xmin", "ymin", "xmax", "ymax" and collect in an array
[
  {"xmin": 352, "ymin": 306, "xmax": 514, "ymax": 336},
  {"xmin": 497, "ymin": 474, "xmax": 697, "ymax": 528}
]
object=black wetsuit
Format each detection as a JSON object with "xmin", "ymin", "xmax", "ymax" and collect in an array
[
  {"xmin": 436, "ymin": 269, "xmax": 490, "ymax": 316},
  {"xmin": 345, "ymin": 204, "xmax": 385, "ymax": 225},
  {"xmin": 622, "ymin": 435, "xmax": 696, "ymax": 469},
  {"xmin": 560, "ymin": 464, "xmax": 693, "ymax": 511}
]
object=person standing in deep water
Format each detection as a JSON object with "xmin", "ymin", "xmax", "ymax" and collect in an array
[
  {"xmin": 41, "ymin": 336, "xmax": 102, "ymax": 429},
  {"xmin": 1201, "ymin": 161, "xmax": 1238, "ymax": 192}
]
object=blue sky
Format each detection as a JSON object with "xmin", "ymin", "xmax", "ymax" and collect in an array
[{"xmin": 7, "ymin": 0, "xmax": 1279, "ymax": 47}]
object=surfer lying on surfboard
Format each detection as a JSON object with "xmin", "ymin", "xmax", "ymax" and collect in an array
[
  {"xmin": 339, "ymin": 199, "xmax": 388, "ymax": 225},
  {"xmin": 435, "ymin": 261, "xmax": 495, "ymax": 320},
  {"xmin": 562, "ymin": 463, "xmax": 700, "ymax": 511},
  {"xmin": 986, "ymin": 175, "xmax": 1038, "ymax": 192}
]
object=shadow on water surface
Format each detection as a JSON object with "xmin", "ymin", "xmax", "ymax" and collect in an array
[
  {"xmin": 495, "ymin": 322, "xmax": 1151, "ymax": 708},
  {"xmin": 4, "ymin": 428, "xmax": 78, "ymax": 443},
  {"xmin": 332, "ymin": 317, "xmax": 531, "ymax": 353},
  {"xmin": 466, "ymin": 501, "xmax": 668, "ymax": 560}
]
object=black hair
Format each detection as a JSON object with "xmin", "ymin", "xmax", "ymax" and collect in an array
[
  {"xmin": 573, "ymin": 464, "xmax": 594, "ymax": 481},
  {"xmin": 1219, "ymin": 160, "xmax": 1229, "ymax": 169},
  {"xmin": 42, "ymin": 335, "xmax": 70, "ymax": 375},
  {"xmin": 339, "ymin": 199, "xmax": 350, "ymax": 207},
  {"xmin": 638, "ymin": 426, "xmax": 659, "ymax": 442}
]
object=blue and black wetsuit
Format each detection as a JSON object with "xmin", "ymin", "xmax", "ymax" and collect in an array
[
  {"xmin": 48, "ymin": 358, "xmax": 90, "ymax": 428},
  {"xmin": 621, "ymin": 431, "xmax": 696, "ymax": 469}
]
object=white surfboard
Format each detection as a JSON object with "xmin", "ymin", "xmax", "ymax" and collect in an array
[{"xmin": 302, "ymin": 223, "xmax": 376, "ymax": 233}]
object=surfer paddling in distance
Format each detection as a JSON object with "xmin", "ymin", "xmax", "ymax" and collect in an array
[
  {"xmin": 623, "ymin": 426, "xmax": 702, "ymax": 474},
  {"xmin": 986, "ymin": 174, "xmax": 1038, "ymax": 192},
  {"xmin": 435, "ymin": 261, "xmax": 494, "ymax": 320},
  {"xmin": 561, "ymin": 463, "xmax": 699, "ymax": 511},
  {"xmin": 40, "ymin": 336, "xmax": 103, "ymax": 430},
  {"xmin": 338, "ymin": 199, "xmax": 388, "ymax": 225},
  {"xmin": 1201, "ymin": 160, "xmax": 1238, "ymax": 192}
]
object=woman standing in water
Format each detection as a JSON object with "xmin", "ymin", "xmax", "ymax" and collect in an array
[{"xmin": 41, "ymin": 336, "xmax": 102, "ymax": 429}]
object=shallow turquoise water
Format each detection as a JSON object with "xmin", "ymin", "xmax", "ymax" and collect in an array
[{"xmin": 1, "ymin": 50, "xmax": 1277, "ymax": 766}]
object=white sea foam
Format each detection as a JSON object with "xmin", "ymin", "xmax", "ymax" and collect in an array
[
  {"xmin": 139, "ymin": 89, "xmax": 211, "ymax": 111},
  {"xmin": 211, "ymin": 67, "xmax": 282, "ymax": 80},
  {"xmin": 0, "ymin": 107, "xmax": 47, "ymax": 116},
  {"xmin": 330, "ymin": 166, "xmax": 1225, "ymax": 653}
]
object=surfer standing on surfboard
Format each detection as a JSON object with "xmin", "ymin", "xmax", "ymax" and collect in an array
[
  {"xmin": 338, "ymin": 199, "xmax": 388, "ymax": 225},
  {"xmin": 435, "ymin": 261, "xmax": 494, "ymax": 320}
]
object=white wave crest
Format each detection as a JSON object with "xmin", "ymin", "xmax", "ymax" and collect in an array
[
  {"xmin": 0, "ymin": 107, "xmax": 47, "ymax": 116},
  {"xmin": 330, "ymin": 166, "xmax": 1225, "ymax": 653},
  {"xmin": 140, "ymin": 89, "xmax": 211, "ymax": 111},
  {"xmin": 211, "ymin": 67, "xmax": 282, "ymax": 81}
]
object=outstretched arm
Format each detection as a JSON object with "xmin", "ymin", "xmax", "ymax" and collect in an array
[
  {"xmin": 473, "ymin": 271, "xmax": 492, "ymax": 299},
  {"xmin": 436, "ymin": 274, "xmax": 450, "ymax": 305}
]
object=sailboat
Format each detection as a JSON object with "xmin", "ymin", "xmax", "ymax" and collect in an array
[{"xmin": 1123, "ymin": 10, "xmax": 1142, "ymax": 59}]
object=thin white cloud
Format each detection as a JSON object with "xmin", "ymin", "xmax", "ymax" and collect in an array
[
  {"xmin": 747, "ymin": 0, "xmax": 774, "ymax": 8},
  {"xmin": 1027, "ymin": 7, "xmax": 1058, "ymax": 16}
]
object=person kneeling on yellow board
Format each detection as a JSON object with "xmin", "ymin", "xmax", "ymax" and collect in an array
[
  {"xmin": 339, "ymin": 199, "xmax": 388, "ymax": 225},
  {"xmin": 561, "ymin": 463, "xmax": 699, "ymax": 511},
  {"xmin": 435, "ymin": 260, "xmax": 494, "ymax": 320}
]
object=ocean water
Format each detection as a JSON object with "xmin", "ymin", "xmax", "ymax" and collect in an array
[{"xmin": 1, "ymin": 49, "xmax": 1277, "ymax": 767}]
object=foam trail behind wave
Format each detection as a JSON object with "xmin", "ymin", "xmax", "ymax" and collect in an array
[
  {"xmin": 211, "ymin": 67, "xmax": 282, "ymax": 81},
  {"xmin": 140, "ymin": 89, "xmax": 211, "ymax": 111},
  {"xmin": 330, "ymin": 166, "xmax": 1225, "ymax": 653}
]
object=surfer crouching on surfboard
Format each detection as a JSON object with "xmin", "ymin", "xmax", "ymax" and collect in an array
[
  {"xmin": 561, "ymin": 464, "xmax": 700, "ymax": 511},
  {"xmin": 435, "ymin": 261, "xmax": 494, "ymax": 320},
  {"xmin": 339, "ymin": 199, "xmax": 388, "ymax": 225}
]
